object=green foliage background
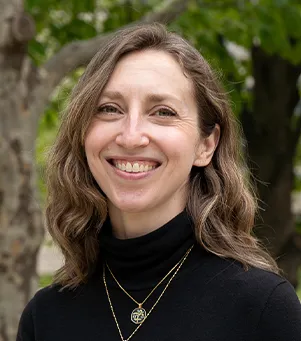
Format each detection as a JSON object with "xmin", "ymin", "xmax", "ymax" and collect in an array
[
  {"xmin": 26, "ymin": 0, "xmax": 301, "ymax": 291},
  {"xmin": 32, "ymin": 0, "xmax": 301, "ymax": 196}
]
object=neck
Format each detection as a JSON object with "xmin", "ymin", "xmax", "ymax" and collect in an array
[
  {"xmin": 98, "ymin": 208, "xmax": 197, "ymax": 289},
  {"xmin": 108, "ymin": 200, "xmax": 187, "ymax": 239}
]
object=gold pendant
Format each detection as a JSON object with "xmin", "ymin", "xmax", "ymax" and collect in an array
[{"xmin": 131, "ymin": 305, "xmax": 147, "ymax": 324}]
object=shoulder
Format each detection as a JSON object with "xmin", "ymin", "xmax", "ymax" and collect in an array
[
  {"xmin": 19, "ymin": 276, "xmax": 102, "ymax": 317},
  {"xmin": 18, "ymin": 284, "xmax": 65, "ymax": 323},
  {"xmin": 224, "ymin": 260, "xmax": 288, "ymax": 293},
  {"xmin": 199, "ymin": 255, "xmax": 301, "ymax": 339},
  {"xmin": 17, "ymin": 285, "xmax": 60, "ymax": 341},
  {"xmin": 200, "ymin": 252, "xmax": 289, "ymax": 293},
  {"xmin": 245, "ymin": 269, "xmax": 301, "ymax": 340},
  {"xmin": 34, "ymin": 283, "xmax": 73, "ymax": 301},
  {"xmin": 29, "ymin": 281, "xmax": 92, "ymax": 311},
  {"xmin": 194, "ymin": 249, "xmax": 284, "ymax": 290},
  {"xmin": 17, "ymin": 283, "xmax": 89, "ymax": 340},
  {"xmin": 215, "ymin": 256, "xmax": 298, "ymax": 302},
  {"xmin": 227, "ymin": 263, "xmax": 300, "ymax": 309},
  {"xmin": 193, "ymin": 251, "xmax": 300, "ymax": 313}
]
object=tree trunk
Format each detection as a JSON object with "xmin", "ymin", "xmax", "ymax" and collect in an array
[
  {"xmin": 241, "ymin": 46, "xmax": 301, "ymax": 286},
  {"xmin": 0, "ymin": 1, "xmax": 190, "ymax": 340},
  {"xmin": 0, "ymin": 2, "xmax": 44, "ymax": 341}
]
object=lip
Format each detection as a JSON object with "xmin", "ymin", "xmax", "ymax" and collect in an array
[
  {"xmin": 105, "ymin": 159, "xmax": 160, "ymax": 180},
  {"xmin": 107, "ymin": 156, "xmax": 162, "ymax": 164}
]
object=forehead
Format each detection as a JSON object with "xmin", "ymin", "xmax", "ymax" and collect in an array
[{"xmin": 101, "ymin": 50, "xmax": 194, "ymax": 102}]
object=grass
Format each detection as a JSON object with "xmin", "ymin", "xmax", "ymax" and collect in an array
[{"xmin": 39, "ymin": 274, "xmax": 53, "ymax": 288}]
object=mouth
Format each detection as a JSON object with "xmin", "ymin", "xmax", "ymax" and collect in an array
[{"xmin": 107, "ymin": 159, "xmax": 161, "ymax": 174}]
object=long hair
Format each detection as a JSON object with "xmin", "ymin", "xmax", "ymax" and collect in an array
[{"xmin": 46, "ymin": 23, "xmax": 279, "ymax": 288}]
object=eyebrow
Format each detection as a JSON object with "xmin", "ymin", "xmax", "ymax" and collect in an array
[{"xmin": 100, "ymin": 90, "xmax": 182, "ymax": 104}]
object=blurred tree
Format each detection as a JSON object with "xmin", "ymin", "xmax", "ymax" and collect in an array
[
  {"xmin": 0, "ymin": 0, "xmax": 189, "ymax": 340},
  {"xmin": 172, "ymin": 0, "xmax": 301, "ymax": 286}
]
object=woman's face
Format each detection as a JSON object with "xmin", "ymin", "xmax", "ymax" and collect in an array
[{"xmin": 85, "ymin": 49, "xmax": 217, "ymax": 215}]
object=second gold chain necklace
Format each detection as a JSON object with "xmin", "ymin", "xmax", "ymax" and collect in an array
[{"xmin": 105, "ymin": 245, "xmax": 193, "ymax": 325}]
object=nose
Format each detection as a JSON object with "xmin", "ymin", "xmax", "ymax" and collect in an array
[{"xmin": 115, "ymin": 114, "xmax": 150, "ymax": 149}]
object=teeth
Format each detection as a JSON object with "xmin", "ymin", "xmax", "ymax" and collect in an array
[
  {"xmin": 112, "ymin": 160, "xmax": 157, "ymax": 173},
  {"xmin": 126, "ymin": 162, "xmax": 132, "ymax": 172},
  {"xmin": 132, "ymin": 163, "xmax": 140, "ymax": 173}
]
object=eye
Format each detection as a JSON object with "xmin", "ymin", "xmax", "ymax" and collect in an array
[
  {"xmin": 154, "ymin": 108, "xmax": 177, "ymax": 117},
  {"xmin": 96, "ymin": 105, "xmax": 122, "ymax": 115}
]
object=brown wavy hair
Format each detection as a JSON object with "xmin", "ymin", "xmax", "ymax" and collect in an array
[{"xmin": 46, "ymin": 23, "xmax": 279, "ymax": 288}]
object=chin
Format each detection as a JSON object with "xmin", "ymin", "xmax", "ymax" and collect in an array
[
  {"xmin": 106, "ymin": 188, "xmax": 152, "ymax": 211},
  {"xmin": 115, "ymin": 203, "xmax": 150, "ymax": 213},
  {"xmin": 110, "ymin": 197, "xmax": 154, "ymax": 214}
]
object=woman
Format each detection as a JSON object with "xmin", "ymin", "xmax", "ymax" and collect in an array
[{"xmin": 17, "ymin": 23, "xmax": 301, "ymax": 341}]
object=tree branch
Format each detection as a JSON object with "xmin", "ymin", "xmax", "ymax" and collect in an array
[{"xmin": 29, "ymin": 0, "xmax": 190, "ymax": 122}]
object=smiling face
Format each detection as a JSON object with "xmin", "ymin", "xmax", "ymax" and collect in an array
[{"xmin": 85, "ymin": 49, "xmax": 218, "ymax": 225}]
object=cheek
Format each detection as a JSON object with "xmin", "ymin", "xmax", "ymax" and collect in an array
[
  {"xmin": 161, "ymin": 146, "xmax": 197, "ymax": 177},
  {"xmin": 84, "ymin": 138, "xmax": 97, "ymax": 161},
  {"xmin": 85, "ymin": 123, "xmax": 97, "ymax": 152},
  {"xmin": 84, "ymin": 125, "xmax": 111, "ymax": 156},
  {"xmin": 159, "ymin": 131, "xmax": 199, "ymax": 159}
]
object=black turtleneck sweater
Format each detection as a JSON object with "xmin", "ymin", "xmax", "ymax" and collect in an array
[{"xmin": 17, "ymin": 211, "xmax": 301, "ymax": 341}]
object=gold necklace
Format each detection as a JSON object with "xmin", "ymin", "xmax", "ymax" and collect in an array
[
  {"xmin": 106, "ymin": 251, "xmax": 186, "ymax": 325},
  {"xmin": 103, "ymin": 245, "xmax": 194, "ymax": 341}
]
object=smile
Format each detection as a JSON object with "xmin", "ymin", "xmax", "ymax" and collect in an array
[{"xmin": 109, "ymin": 159, "xmax": 160, "ymax": 173}]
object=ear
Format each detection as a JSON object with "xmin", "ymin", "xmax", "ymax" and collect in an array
[{"xmin": 193, "ymin": 124, "xmax": 220, "ymax": 167}]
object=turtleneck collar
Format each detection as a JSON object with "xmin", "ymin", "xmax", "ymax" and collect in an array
[{"xmin": 98, "ymin": 210, "xmax": 196, "ymax": 290}]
